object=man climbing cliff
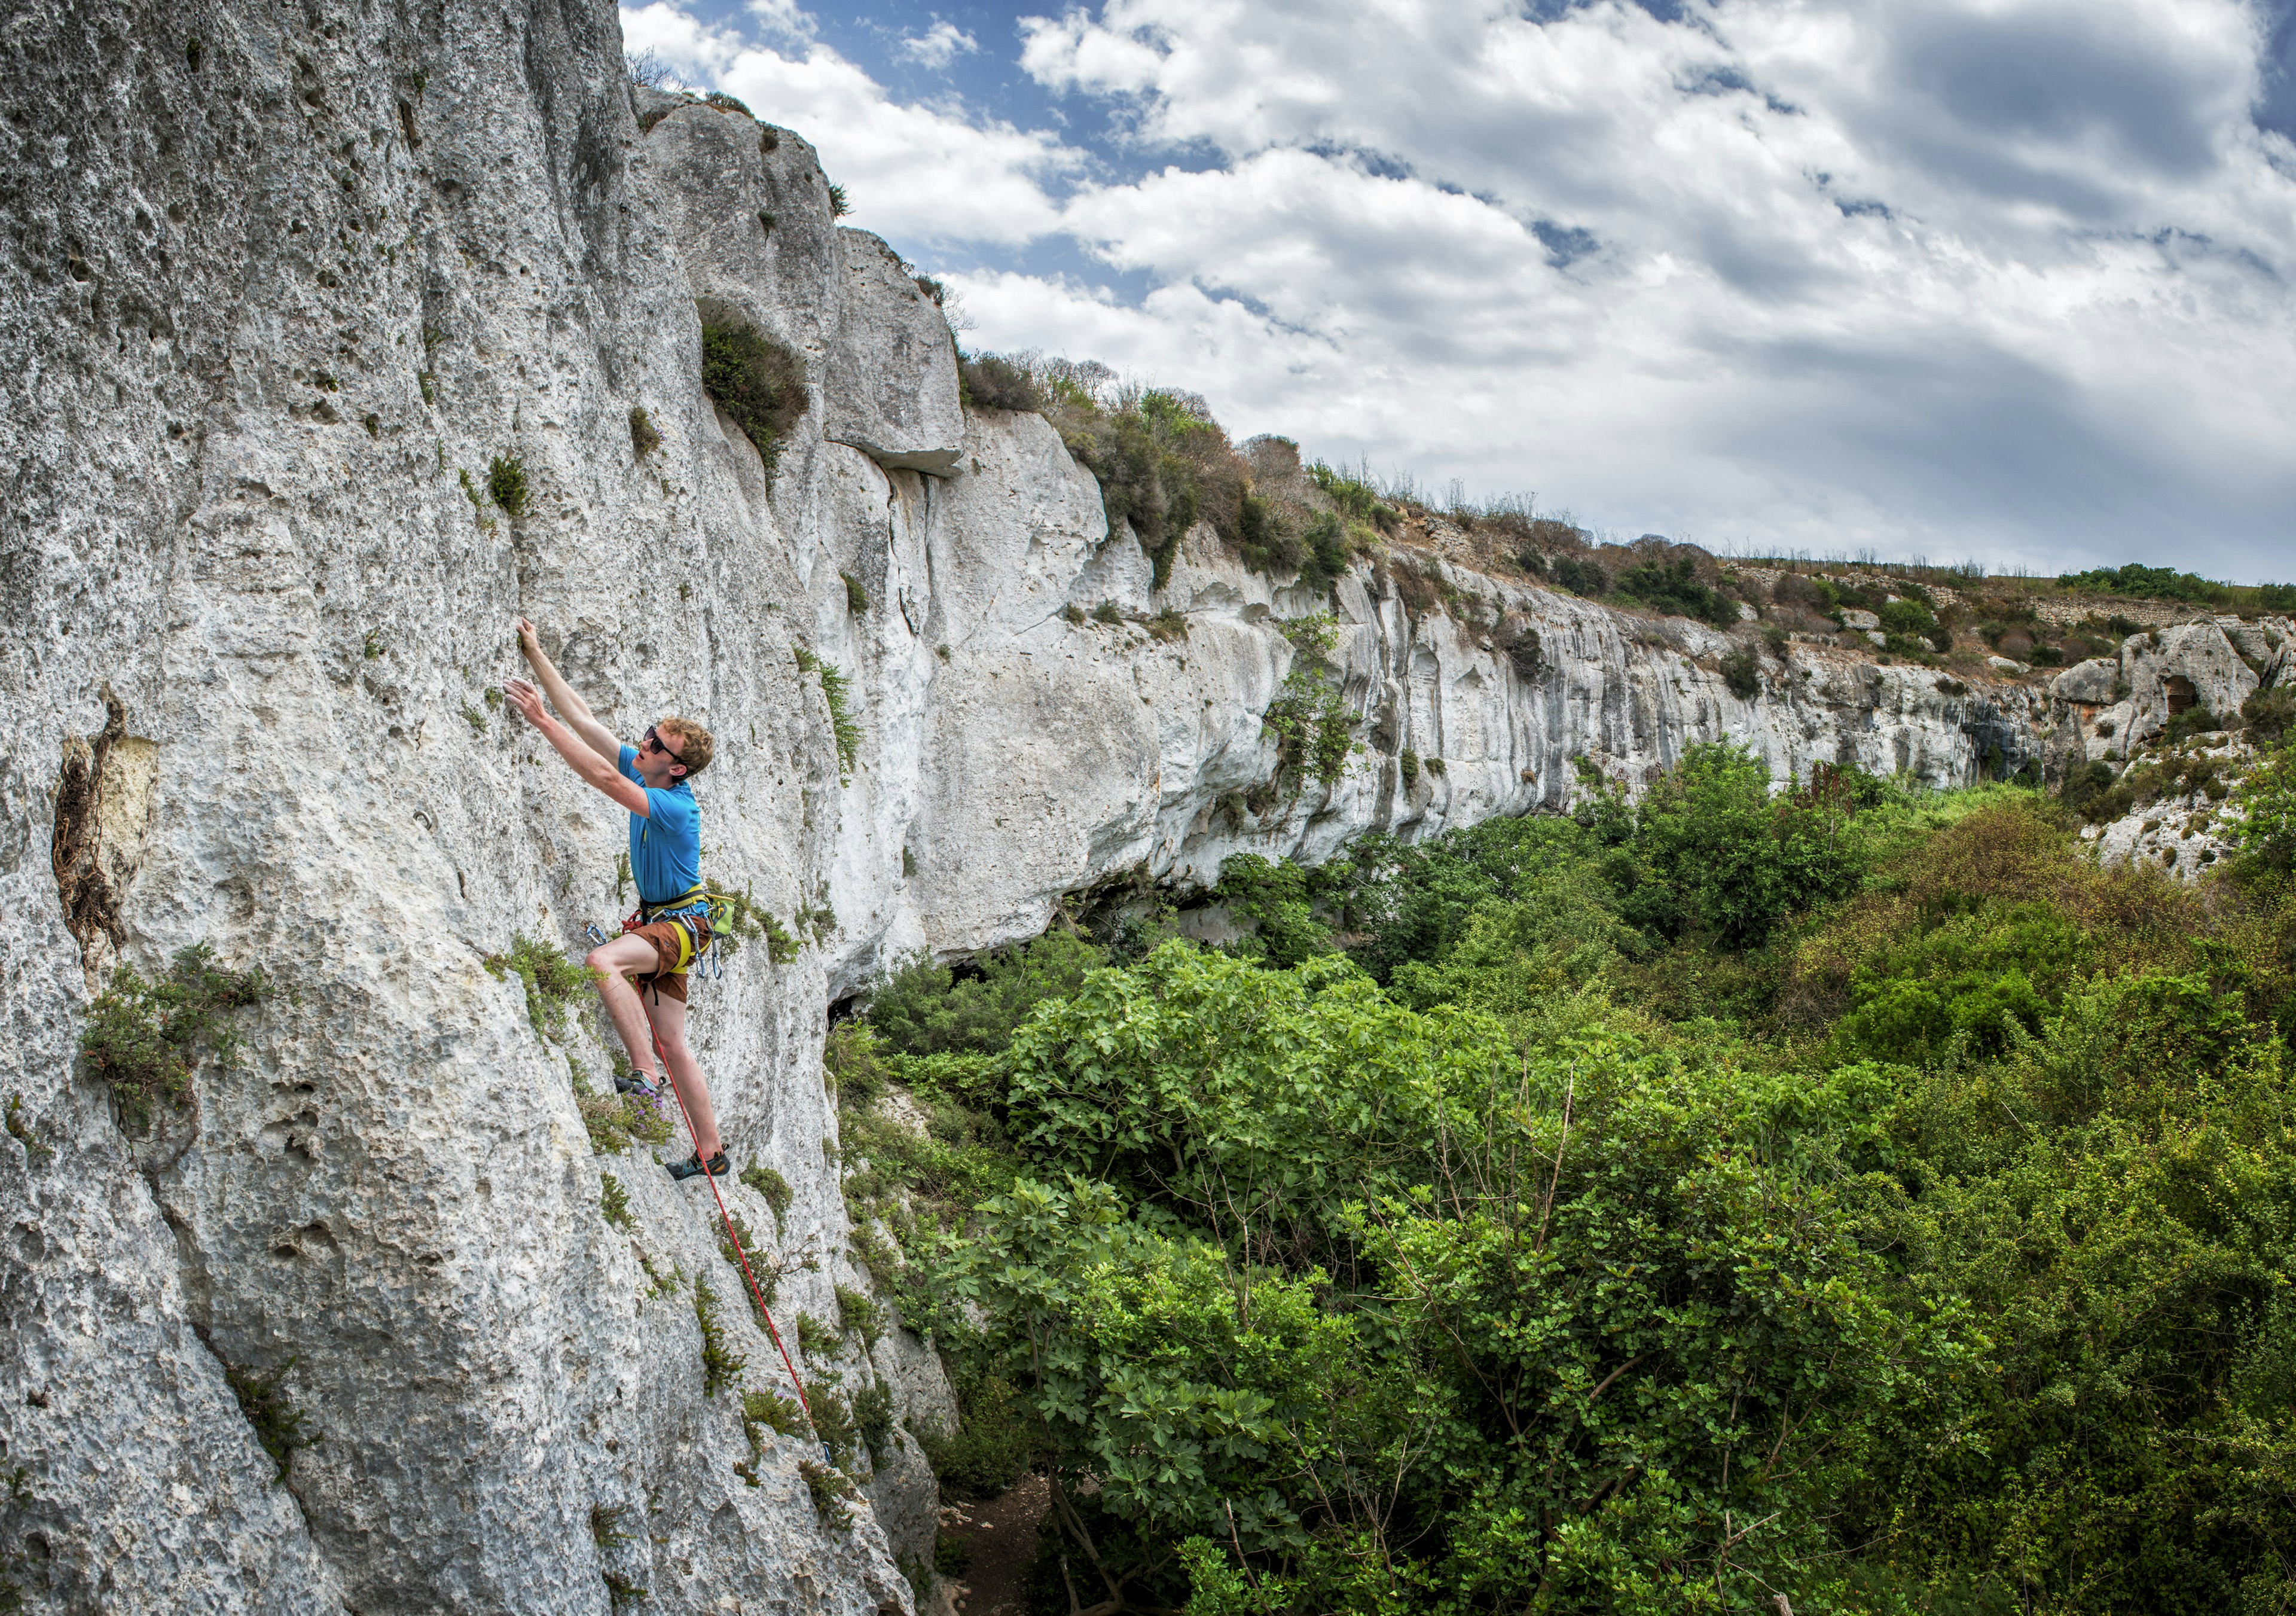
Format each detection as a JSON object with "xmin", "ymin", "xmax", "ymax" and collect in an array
[{"xmin": 503, "ymin": 618, "xmax": 728, "ymax": 1181}]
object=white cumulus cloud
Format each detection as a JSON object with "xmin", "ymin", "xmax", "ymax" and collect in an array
[
  {"xmin": 622, "ymin": 0, "xmax": 2296, "ymax": 577},
  {"xmin": 900, "ymin": 20, "xmax": 981, "ymax": 71}
]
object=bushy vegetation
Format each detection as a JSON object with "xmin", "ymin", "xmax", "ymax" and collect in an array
[
  {"xmin": 482, "ymin": 935, "xmax": 593, "ymax": 1039},
  {"xmin": 1260, "ymin": 614, "xmax": 1360, "ymax": 789},
  {"xmin": 80, "ymin": 944, "xmax": 267, "ymax": 1127},
  {"xmin": 693, "ymin": 1276, "xmax": 744, "ymax": 1397},
  {"xmin": 700, "ymin": 319, "xmax": 808, "ymax": 472},
  {"xmin": 1614, "ymin": 553, "xmax": 1738, "ymax": 627},
  {"xmin": 628, "ymin": 405, "xmax": 661, "ymax": 459},
  {"xmin": 949, "ymin": 353, "xmax": 1394, "ymax": 593},
  {"xmin": 835, "ymin": 741, "xmax": 2296, "ymax": 1614},
  {"xmin": 2060, "ymin": 562, "xmax": 2296, "ymax": 612},
  {"xmin": 487, "ymin": 453, "xmax": 529, "ymax": 518}
]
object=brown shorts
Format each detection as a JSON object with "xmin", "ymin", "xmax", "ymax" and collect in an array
[{"xmin": 627, "ymin": 915, "xmax": 709, "ymax": 1003}]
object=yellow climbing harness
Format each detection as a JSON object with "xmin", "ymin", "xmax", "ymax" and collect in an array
[{"xmin": 621, "ymin": 883, "xmax": 736, "ymax": 981}]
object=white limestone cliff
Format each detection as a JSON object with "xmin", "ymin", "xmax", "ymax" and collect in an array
[{"xmin": 0, "ymin": 5, "xmax": 2282, "ymax": 1613}]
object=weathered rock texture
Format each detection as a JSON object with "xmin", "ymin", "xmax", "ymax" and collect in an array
[{"xmin": 1, "ymin": 5, "xmax": 2285, "ymax": 1613}]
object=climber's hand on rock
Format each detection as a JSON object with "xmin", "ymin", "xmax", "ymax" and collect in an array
[
  {"xmin": 504, "ymin": 678, "xmax": 546, "ymax": 725},
  {"xmin": 516, "ymin": 617, "xmax": 540, "ymax": 658}
]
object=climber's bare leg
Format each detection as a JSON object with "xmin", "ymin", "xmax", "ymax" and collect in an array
[
  {"xmin": 641, "ymin": 992, "xmax": 722, "ymax": 1163},
  {"xmin": 586, "ymin": 934, "xmax": 667, "ymax": 1081}
]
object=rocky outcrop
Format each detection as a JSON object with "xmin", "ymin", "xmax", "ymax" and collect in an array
[
  {"xmin": 1, "ymin": 4, "xmax": 2286, "ymax": 1614},
  {"xmin": 2052, "ymin": 618, "xmax": 2287, "ymax": 757}
]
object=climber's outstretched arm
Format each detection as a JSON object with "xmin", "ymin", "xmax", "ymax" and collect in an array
[
  {"xmin": 504, "ymin": 681, "xmax": 651, "ymax": 816},
  {"xmin": 514, "ymin": 617, "xmax": 622, "ymax": 765}
]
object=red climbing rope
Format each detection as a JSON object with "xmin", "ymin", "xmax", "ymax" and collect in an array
[{"xmin": 645, "ymin": 1019, "xmax": 814, "ymax": 1428}]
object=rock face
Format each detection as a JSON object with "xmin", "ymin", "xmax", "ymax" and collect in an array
[
  {"xmin": 1, "ymin": 5, "xmax": 2286, "ymax": 1613},
  {"xmin": 2052, "ymin": 619, "xmax": 2287, "ymax": 758}
]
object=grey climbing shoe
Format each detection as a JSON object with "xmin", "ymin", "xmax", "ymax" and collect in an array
[
  {"xmin": 667, "ymin": 1150, "xmax": 729, "ymax": 1182},
  {"xmin": 615, "ymin": 1074, "xmax": 660, "ymax": 1099}
]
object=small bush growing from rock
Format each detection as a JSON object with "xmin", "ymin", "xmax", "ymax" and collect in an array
[
  {"xmin": 741, "ymin": 1161, "xmax": 793, "ymax": 1230},
  {"xmin": 704, "ymin": 90, "xmax": 751, "ymax": 115},
  {"xmin": 1091, "ymin": 599, "xmax": 1123, "ymax": 626},
  {"xmin": 1497, "ymin": 620, "xmax": 1544, "ymax": 680},
  {"xmin": 628, "ymin": 405, "xmax": 660, "ymax": 459},
  {"xmin": 693, "ymin": 1277, "xmax": 744, "ymax": 1397},
  {"xmin": 826, "ymin": 182, "xmax": 849, "ymax": 217},
  {"xmin": 591, "ymin": 1504, "xmax": 633, "ymax": 1548},
  {"xmin": 794, "ymin": 1312, "xmax": 833, "ymax": 1361},
  {"xmin": 80, "ymin": 944, "xmax": 267, "ymax": 1128},
  {"xmin": 801, "ymin": 1459, "xmax": 856, "ymax": 1527},
  {"xmin": 1400, "ymin": 749, "xmax": 1420, "ymax": 790},
  {"xmin": 700, "ymin": 320, "xmax": 808, "ymax": 472},
  {"xmin": 818, "ymin": 662, "xmax": 860, "ymax": 777},
  {"xmin": 718, "ymin": 1207, "xmax": 760, "ymax": 1274},
  {"xmin": 1720, "ymin": 647, "xmax": 1762, "ymax": 700},
  {"xmin": 6, "ymin": 1095, "xmax": 48, "ymax": 1166},
  {"xmin": 481, "ymin": 935, "xmax": 592, "ymax": 1040},
  {"xmin": 599, "ymin": 1172, "xmax": 633, "ymax": 1230},
  {"xmin": 625, "ymin": 48, "xmax": 672, "ymax": 89},
  {"xmin": 851, "ymin": 1379, "xmax": 894, "ymax": 1465},
  {"xmin": 487, "ymin": 454, "xmax": 529, "ymax": 517},
  {"xmin": 835, "ymin": 1284, "xmax": 883, "ymax": 1347},
  {"xmin": 959, "ymin": 352, "xmax": 1046, "ymax": 413},
  {"xmin": 841, "ymin": 572, "xmax": 868, "ymax": 614},
  {"xmin": 744, "ymin": 1389, "xmax": 805, "ymax": 1450}
]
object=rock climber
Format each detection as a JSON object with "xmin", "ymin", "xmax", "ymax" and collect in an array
[{"xmin": 504, "ymin": 618, "xmax": 728, "ymax": 1181}]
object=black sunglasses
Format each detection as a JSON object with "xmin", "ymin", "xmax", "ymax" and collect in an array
[{"xmin": 642, "ymin": 725, "xmax": 685, "ymax": 766}]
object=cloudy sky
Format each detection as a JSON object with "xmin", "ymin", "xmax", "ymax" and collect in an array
[{"xmin": 622, "ymin": 0, "xmax": 2296, "ymax": 581}]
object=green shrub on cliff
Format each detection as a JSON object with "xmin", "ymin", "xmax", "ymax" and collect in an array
[
  {"xmin": 700, "ymin": 319, "xmax": 808, "ymax": 472},
  {"xmin": 80, "ymin": 944, "xmax": 267, "ymax": 1127}
]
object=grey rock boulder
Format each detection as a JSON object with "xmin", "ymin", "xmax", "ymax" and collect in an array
[{"xmin": 823, "ymin": 230, "xmax": 964, "ymax": 475}]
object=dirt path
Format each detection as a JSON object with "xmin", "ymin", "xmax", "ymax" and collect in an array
[{"xmin": 938, "ymin": 1472, "xmax": 1049, "ymax": 1615}]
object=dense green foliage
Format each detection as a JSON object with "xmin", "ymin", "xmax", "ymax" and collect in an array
[
  {"xmin": 699, "ymin": 320, "xmax": 808, "ymax": 472},
  {"xmin": 841, "ymin": 746, "xmax": 2296, "ymax": 1615},
  {"xmin": 2059, "ymin": 563, "xmax": 2296, "ymax": 613},
  {"xmin": 1045, "ymin": 379, "xmax": 1250, "ymax": 590},
  {"xmin": 1614, "ymin": 554, "xmax": 1739, "ymax": 628}
]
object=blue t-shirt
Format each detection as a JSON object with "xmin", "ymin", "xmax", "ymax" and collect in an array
[{"xmin": 619, "ymin": 745, "xmax": 701, "ymax": 906}]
